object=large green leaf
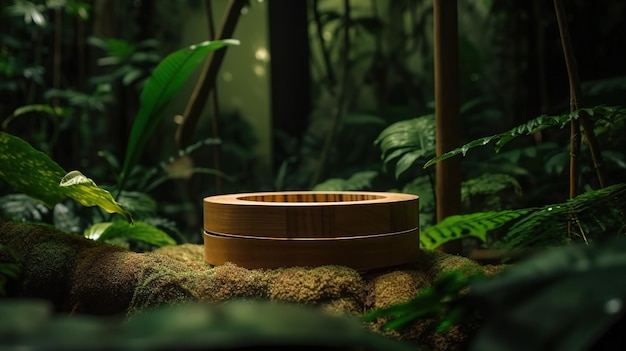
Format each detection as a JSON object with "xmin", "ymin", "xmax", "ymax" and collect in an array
[
  {"xmin": 84, "ymin": 220, "xmax": 175, "ymax": 247},
  {"xmin": 119, "ymin": 39, "xmax": 240, "ymax": 186},
  {"xmin": 0, "ymin": 131, "xmax": 67, "ymax": 207},
  {"xmin": 374, "ymin": 115, "xmax": 435, "ymax": 179},
  {"xmin": 60, "ymin": 171, "xmax": 132, "ymax": 222},
  {"xmin": 0, "ymin": 132, "xmax": 132, "ymax": 221},
  {"xmin": 420, "ymin": 209, "xmax": 530, "ymax": 250}
]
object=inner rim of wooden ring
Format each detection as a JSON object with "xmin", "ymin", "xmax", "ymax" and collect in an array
[{"xmin": 236, "ymin": 192, "xmax": 385, "ymax": 203}]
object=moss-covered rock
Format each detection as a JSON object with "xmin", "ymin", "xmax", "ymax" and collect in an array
[{"xmin": 0, "ymin": 218, "xmax": 506, "ymax": 351}]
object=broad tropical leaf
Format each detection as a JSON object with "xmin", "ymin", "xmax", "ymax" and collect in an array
[
  {"xmin": 374, "ymin": 115, "xmax": 435, "ymax": 178},
  {"xmin": 0, "ymin": 131, "xmax": 67, "ymax": 207},
  {"xmin": 84, "ymin": 220, "xmax": 175, "ymax": 247},
  {"xmin": 119, "ymin": 39, "xmax": 239, "ymax": 186},
  {"xmin": 60, "ymin": 171, "xmax": 132, "ymax": 222},
  {"xmin": 420, "ymin": 209, "xmax": 531, "ymax": 250},
  {"xmin": 0, "ymin": 132, "xmax": 132, "ymax": 221}
]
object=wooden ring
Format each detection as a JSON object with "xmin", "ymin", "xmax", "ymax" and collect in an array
[{"xmin": 203, "ymin": 191, "xmax": 419, "ymax": 271}]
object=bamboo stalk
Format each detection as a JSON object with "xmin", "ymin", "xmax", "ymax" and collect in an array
[{"xmin": 433, "ymin": 0, "xmax": 462, "ymax": 254}]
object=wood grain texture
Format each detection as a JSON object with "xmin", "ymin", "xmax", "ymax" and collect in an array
[{"xmin": 203, "ymin": 191, "xmax": 420, "ymax": 271}]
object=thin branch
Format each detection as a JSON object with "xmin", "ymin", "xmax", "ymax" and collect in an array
[
  {"xmin": 175, "ymin": 0, "xmax": 246, "ymax": 149},
  {"xmin": 312, "ymin": 0, "xmax": 337, "ymax": 90},
  {"xmin": 309, "ymin": 0, "xmax": 351, "ymax": 188},
  {"xmin": 206, "ymin": 0, "xmax": 223, "ymax": 193},
  {"xmin": 553, "ymin": 0, "xmax": 606, "ymax": 192}
]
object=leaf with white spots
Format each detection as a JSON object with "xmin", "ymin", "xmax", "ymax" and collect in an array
[{"xmin": 60, "ymin": 171, "xmax": 133, "ymax": 222}]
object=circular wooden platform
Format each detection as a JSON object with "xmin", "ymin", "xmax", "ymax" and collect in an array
[{"xmin": 203, "ymin": 191, "xmax": 419, "ymax": 271}]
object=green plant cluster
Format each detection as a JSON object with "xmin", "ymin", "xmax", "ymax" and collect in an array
[
  {"xmin": 0, "ymin": 36, "xmax": 238, "ymax": 248},
  {"xmin": 0, "ymin": 299, "xmax": 415, "ymax": 351},
  {"xmin": 366, "ymin": 236, "xmax": 626, "ymax": 351}
]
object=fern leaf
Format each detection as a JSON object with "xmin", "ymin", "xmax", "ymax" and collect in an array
[
  {"xmin": 423, "ymin": 111, "xmax": 577, "ymax": 168},
  {"xmin": 504, "ymin": 183, "xmax": 626, "ymax": 248},
  {"xmin": 420, "ymin": 209, "xmax": 530, "ymax": 250}
]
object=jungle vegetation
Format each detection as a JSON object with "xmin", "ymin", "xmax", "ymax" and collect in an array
[{"xmin": 1, "ymin": 0, "xmax": 626, "ymax": 350}]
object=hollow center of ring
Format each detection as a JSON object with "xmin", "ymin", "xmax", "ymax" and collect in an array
[{"xmin": 237, "ymin": 193, "xmax": 385, "ymax": 203}]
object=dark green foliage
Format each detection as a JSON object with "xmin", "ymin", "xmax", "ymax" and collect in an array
[
  {"xmin": 424, "ymin": 105, "xmax": 626, "ymax": 168},
  {"xmin": 420, "ymin": 183, "xmax": 626, "ymax": 250},
  {"xmin": 88, "ymin": 37, "xmax": 161, "ymax": 87},
  {"xmin": 468, "ymin": 237, "xmax": 626, "ymax": 351},
  {"xmin": 367, "ymin": 237, "xmax": 626, "ymax": 351},
  {"xmin": 0, "ymin": 38, "xmax": 239, "ymax": 247},
  {"xmin": 0, "ymin": 194, "xmax": 49, "ymax": 222},
  {"xmin": 374, "ymin": 114, "xmax": 435, "ymax": 179},
  {"xmin": 462, "ymin": 173, "xmax": 521, "ymax": 211},
  {"xmin": 313, "ymin": 170, "xmax": 378, "ymax": 191},
  {"xmin": 0, "ymin": 300, "xmax": 414, "ymax": 351},
  {"xmin": 118, "ymin": 39, "xmax": 239, "ymax": 188}
]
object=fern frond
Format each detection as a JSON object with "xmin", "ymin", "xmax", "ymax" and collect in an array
[
  {"xmin": 504, "ymin": 183, "xmax": 626, "ymax": 248},
  {"xmin": 424, "ymin": 105, "xmax": 626, "ymax": 168},
  {"xmin": 420, "ymin": 209, "xmax": 531, "ymax": 250}
]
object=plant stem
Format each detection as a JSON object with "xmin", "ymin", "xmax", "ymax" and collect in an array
[
  {"xmin": 312, "ymin": 0, "xmax": 337, "ymax": 91},
  {"xmin": 553, "ymin": 0, "xmax": 606, "ymax": 193},
  {"xmin": 175, "ymin": 0, "xmax": 245, "ymax": 149},
  {"xmin": 309, "ymin": 0, "xmax": 351, "ymax": 188},
  {"xmin": 206, "ymin": 0, "xmax": 223, "ymax": 193}
]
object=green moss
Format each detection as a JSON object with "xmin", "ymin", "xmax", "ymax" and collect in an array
[
  {"xmin": 368, "ymin": 270, "xmax": 430, "ymax": 309},
  {"xmin": 194, "ymin": 262, "xmax": 272, "ymax": 301},
  {"xmin": 127, "ymin": 253, "xmax": 198, "ymax": 314},
  {"xmin": 2, "ymin": 218, "xmax": 511, "ymax": 351},
  {"xmin": 22, "ymin": 242, "xmax": 76, "ymax": 308},
  {"xmin": 152, "ymin": 243, "xmax": 207, "ymax": 268},
  {"xmin": 269, "ymin": 265, "xmax": 365, "ymax": 303},
  {"xmin": 416, "ymin": 249, "xmax": 486, "ymax": 281},
  {"xmin": 70, "ymin": 245, "xmax": 142, "ymax": 314}
]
